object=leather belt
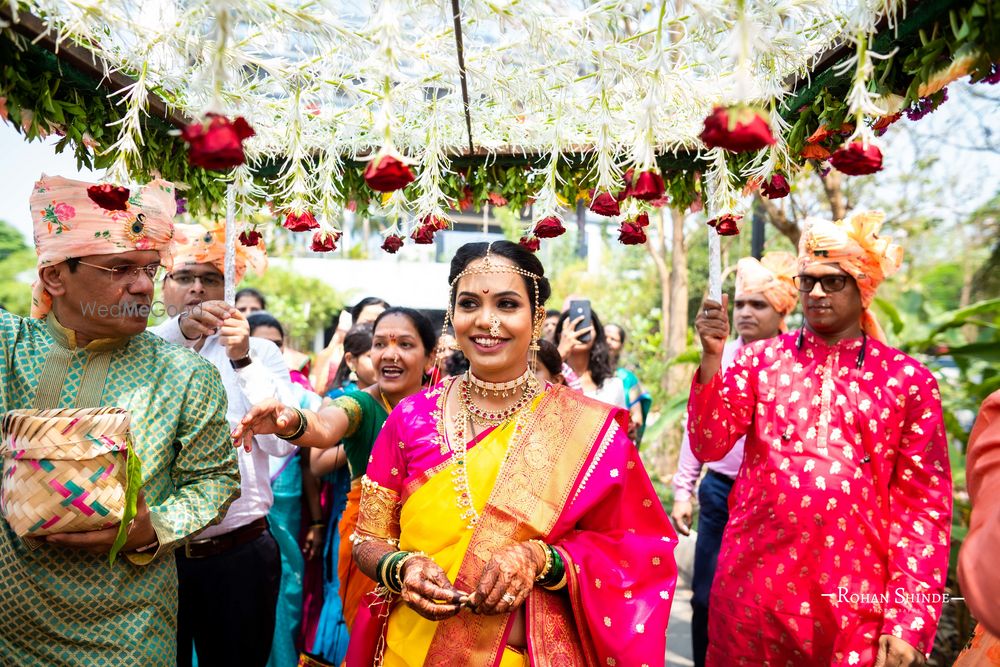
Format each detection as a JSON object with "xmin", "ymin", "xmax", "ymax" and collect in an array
[
  {"xmin": 181, "ymin": 517, "xmax": 268, "ymax": 559},
  {"xmin": 707, "ymin": 469, "xmax": 736, "ymax": 485}
]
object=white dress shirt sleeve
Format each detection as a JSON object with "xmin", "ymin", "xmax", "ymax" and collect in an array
[{"xmin": 235, "ymin": 338, "xmax": 297, "ymax": 458}]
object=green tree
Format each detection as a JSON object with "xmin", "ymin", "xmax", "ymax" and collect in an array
[
  {"xmin": 239, "ymin": 267, "xmax": 345, "ymax": 349},
  {"xmin": 0, "ymin": 220, "xmax": 34, "ymax": 315}
]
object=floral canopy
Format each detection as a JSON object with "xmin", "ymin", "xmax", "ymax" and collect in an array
[{"xmin": 0, "ymin": 0, "xmax": 996, "ymax": 251}]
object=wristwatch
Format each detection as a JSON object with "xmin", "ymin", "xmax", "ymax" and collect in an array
[{"xmin": 229, "ymin": 353, "xmax": 252, "ymax": 370}]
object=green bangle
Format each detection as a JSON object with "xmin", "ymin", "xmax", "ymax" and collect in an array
[
  {"xmin": 382, "ymin": 550, "xmax": 409, "ymax": 594},
  {"xmin": 376, "ymin": 551, "xmax": 396, "ymax": 590},
  {"xmin": 391, "ymin": 553, "xmax": 408, "ymax": 592},
  {"xmin": 540, "ymin": 546, "xmax": 566, "ymax": 590}
]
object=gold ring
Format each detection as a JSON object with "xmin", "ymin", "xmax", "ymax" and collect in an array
[{"xmin": 501, "ymin": 593, "xmax": 516, "ymax": 605}]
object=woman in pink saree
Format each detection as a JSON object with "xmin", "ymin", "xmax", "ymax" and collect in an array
[{"xmin": 347, "ymin": 240, "xmax": 677, "ymax": 666}]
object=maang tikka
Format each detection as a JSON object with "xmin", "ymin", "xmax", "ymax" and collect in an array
[{"xmin": 440, "ymin": 241, "xmax": 543, "ymax": 354}]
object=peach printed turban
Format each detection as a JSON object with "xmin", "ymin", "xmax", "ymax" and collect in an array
[
  {"xmin": 29, "ymin": 175, "xmax": 178, "ymax": 318},
  {"xmin": 171, "ymin": 221, "xmax": 266, "ymax": 285},
  {"xmin": 798, "ymin": 210, "xmax": 903, "ymax": 343},
  {"xmin": 735, "ymin": 251, "xmax": 799, "ymax": 331}
]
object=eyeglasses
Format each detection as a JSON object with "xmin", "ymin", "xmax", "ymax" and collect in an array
[
  {"xmin": 793, "ymin": 275, "xmax": 850, "ymax": 293},
  {"xmin": 168, "ymin": 272, "xmax": 225, "ymax": 288},
  {"xmin": 77, "ymin": 261, "xmax": 163, "ymax": 283}
]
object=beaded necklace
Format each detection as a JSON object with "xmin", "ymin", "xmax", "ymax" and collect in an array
[
  {"xmin": 446, "ymin": 376, "xmax": 539, "ymax": 529},
  {"xmin": 459, "ymin": 372, "xmax": 537, "ymax": 426}
]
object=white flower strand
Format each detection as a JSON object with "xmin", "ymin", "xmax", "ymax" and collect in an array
[{"xmin": 12, "ymin": 0, "xmax": 897, "ymax": 212}]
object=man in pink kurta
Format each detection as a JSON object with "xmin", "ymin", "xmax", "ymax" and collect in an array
[
  {"xmin": 687, "ymin": 212, "xmax": 952, "ymax": 667},
  {"xmin": 672, "ymin": 252, "xmax": 798, "ymax": 667}
]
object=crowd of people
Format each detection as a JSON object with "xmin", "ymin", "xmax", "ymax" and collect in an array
[{"xmin": 0, "ymin": 174, "xmax": 996, "ymax": 667}]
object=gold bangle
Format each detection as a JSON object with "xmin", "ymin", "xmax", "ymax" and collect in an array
[
  {"xmin": 529, "ymin": 539, "xmax": 552, "ymax": 582},
  {"xmin": 542, "ymin": 570, "xmax": 567, "ymax": 591},
  {"xmin": 279, "ymin": 407, "xmax": 307, "ymax": 441}
]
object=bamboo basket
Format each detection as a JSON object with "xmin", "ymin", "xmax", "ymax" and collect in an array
[{"xmin": 0, "ymin": 407, "xmax": 132, "ymax": 537}]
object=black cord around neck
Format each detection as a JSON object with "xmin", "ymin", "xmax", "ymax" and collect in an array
[{"xmin": 796, "ymin": 327, "xmax": 867, "ymax": 369}]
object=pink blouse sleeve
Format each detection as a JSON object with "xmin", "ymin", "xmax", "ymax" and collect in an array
[
  {"xmin": 353, "ymin": 409, "xmax": 406, "ymax": 547},
  {"xmin": 686, "ymin": 344, "xmax": 757, "ymax": 462},
  {"xmin": 879, "ymin": 368, "xmax": 952, "ymax": 655}
]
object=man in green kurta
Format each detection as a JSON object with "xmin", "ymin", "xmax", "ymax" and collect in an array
[{"xmin": 0, "ymin": 175, "xmax": 240, "ymax": 665}]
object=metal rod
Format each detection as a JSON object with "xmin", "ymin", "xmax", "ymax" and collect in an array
[
  {"xmin": 450, "ymin": 0, "xmax": 475, "ymax": 155},
  {"xmin": 224, "ymin": 185, "xmax": 236, "ymax": 304}
]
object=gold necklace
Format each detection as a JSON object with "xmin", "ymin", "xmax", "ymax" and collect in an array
[
  {"xmin": 467, "ymin": 368, "xmax": 532, "ymax": 398},
  {"xmin": 448, "ymin": 378, "xmax": 538, "ymax": 529},
  {"xmin": 460, "ymin": 372, "xmax": 538, "ymax": 426},
  {"xmin": 378, "ymin": 388, "xmax": 395, "ymax": 414}
]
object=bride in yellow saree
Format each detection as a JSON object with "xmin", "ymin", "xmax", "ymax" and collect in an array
[{"xmin": 348, "ymin": 241, "xmax": 678, "ymax": 666}]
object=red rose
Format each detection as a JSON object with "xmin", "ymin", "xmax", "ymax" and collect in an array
[
  {"xmin": 615, "ymin": 169, "xmax": 635, "ymax": 201},
  {"xmin": 421, "ymin": 214, "xmax": 450, "ymax": 231},
  {"xmin": 310, "ymin": 229, "xmax": 341, "ymax": 252},
  {"xmin": 487, "ymin": 192, "xmax": 508, "ymax": 207},
  {"xmin": 589, "ymin": 191, "xmax": 620, "ymax": 217},
  {"xmin": 830, "ymin": 142, "xmax": 883, "ymax": 175},
  {"xmin": 707, "ymin": 214, "xmax": 742, "ymax": 236},
  {"xmin": 618, "ymin": 221, "xmax": 647, "ymax": 245},
  {"xmin": 410, "ymin": 224, "xmax": 436, "ymax": 245},
  {"xmin": 518, "ymin": 236, "xmax": 540, "ymax": 252},
  {"xmin": 181, "ymin": 113, "xmax": 255, "ymax": 171},
  {"xmin": 381, "ymin": 234, "xmax": 404, "ymax": 254},
  {"xmin": 760, "ymin": 174, "xmax": 790, "ymax": 199},
  {"xmin": 363, "ymin": 145, "xmax": 415, "ymax": 192},
  {"xmin": 86, "ymin": 184, "xmax": 130, "ymax": 211},
  {"xmin": 283, "ymin": 211, "xmax": 319, "ymax": 231},
  {"xmin": 700, "ymin": 106, "xmax": 776, "ymax": 153},
  {"xmin": 630, "ymin": 170, "xmax": 665, "ymax": 201},
  {"xmin": 238, "ymin": 230, "xmax": 262, "ymax": 247},
  {"xmin": 634, "ymin": 211, "xmax": 650, "ymax": 227},
  {"xmin": 533, "ymin": 216, "xmax": 566, "ymax": 239}
]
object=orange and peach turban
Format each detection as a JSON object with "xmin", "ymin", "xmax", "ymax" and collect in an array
[
  {"xmin": 29, "ymin": 174, "xmax": 177, "ymax": 317},
  {"xmin": 171, "ymin": 221, "xmax": 266, "ymax": 285},
  {"xmin": 798, "ymin": 211, "xmax": 903, "ymax": 342},
  {"xmin": 735, "ymin": 251, "xmax": 798, "ymax": 331}
]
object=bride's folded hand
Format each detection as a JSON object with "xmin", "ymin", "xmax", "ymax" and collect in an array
[
  {"xmin": 466, "ymin": 542, "xmax": 543, "ymax": 616},
  {"xmin": 400, "ymin": 555, "xmax": 466, "ymax": 621}
]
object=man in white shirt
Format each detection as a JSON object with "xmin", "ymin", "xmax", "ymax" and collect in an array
[
  {"xmin": 670, "ymin": 252, "xmax": 798, "ymax": 667},
  {"xmin": 150, "ymin": 222, "xmax": 294, "ymax": 667}
]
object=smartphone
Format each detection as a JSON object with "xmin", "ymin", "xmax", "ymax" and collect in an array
[{"xmin": 568, "ymin": 299, "xmax": 593, "ymax": 344}]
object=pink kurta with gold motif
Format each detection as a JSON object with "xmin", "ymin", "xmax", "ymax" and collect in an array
[{"xmin": 687, "ymin": 329, "xmax": 952, "ymax": 667}]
